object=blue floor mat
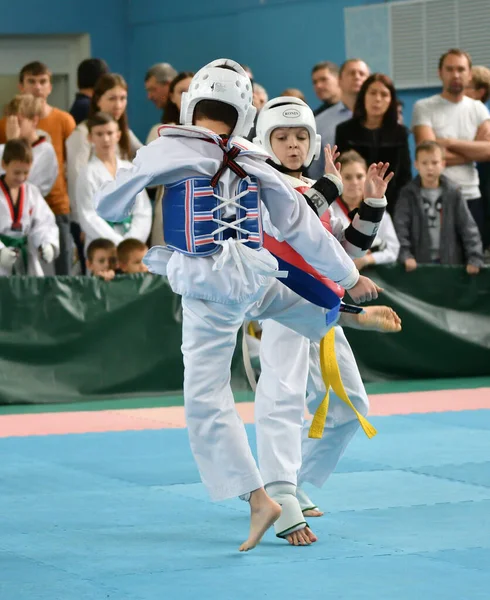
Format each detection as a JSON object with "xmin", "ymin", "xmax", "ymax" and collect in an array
[{"xmin": 1, "ymin": 410, "xmax": 489, "ymax": 600}]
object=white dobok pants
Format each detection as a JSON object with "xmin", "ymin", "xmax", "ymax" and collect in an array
[
  {"xmin": 255, "ymin": 321, "xmax": 369, "ymax": 489},
  {"xmin": 182, "ymin": 278, "xmax": 334, "ymax": 501}
]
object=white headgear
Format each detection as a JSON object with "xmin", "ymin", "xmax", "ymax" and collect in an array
[
  {"xmin": 253, "ymin": 96, "xmax": 321, "ymax": 167},
  {"xmin": 180, "ymin": 59, "xmax": 256, "ymax": 137}
]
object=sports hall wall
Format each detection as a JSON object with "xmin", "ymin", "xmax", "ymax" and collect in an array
[
  {"xmin": 125, "ymin": 0, "xmax": 433, "ymax": 141},
  {"xmin": 0, "ymin": 0, "xmax": 127, "ymax": 76},
  {"xmin": 0, "ymin": 0, "xmax": 441, "ymax": 140}
]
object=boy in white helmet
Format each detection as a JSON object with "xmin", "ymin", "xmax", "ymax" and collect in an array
[
  {"xmin": 253, "ymin": 96, "xmax": 396, "ymax": 546},
  {"xmin": 95, "ymin": 60, "xmax": 399, "ymax": 552}
]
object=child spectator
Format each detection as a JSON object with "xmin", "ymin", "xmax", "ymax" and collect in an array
[
  {"xmin": 117, "ymin": 238, "xmax": 148, "ymax": 274},
  {"xmin": 86, "ymin": 238, "xmax": 116, "ymax": 280},
  {"xmin": 1, "ymin": 94, "xmax": 58, "ymax": 197},
  {"xmin": 0, "ymin": 61, "xmax": 75, "ymax": 274},
  {"xmin": 0, "ymin": 139, "xmax": 59, "ymax": 275},
  {"xmin": 76, "ymin": 112, "xmax": 151, "ymax": 251},
  {"xmin": 395, "ymin": 140, "xmax": 483, "ymax": 273},
  {"xmin": 331, "ymin": 150, "xmax": 400, "ymax": 270}
]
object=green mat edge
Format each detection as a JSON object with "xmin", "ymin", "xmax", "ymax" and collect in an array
[{"xmin": 1, "ymin": 376, "xmax": 489, "ymax": 415}]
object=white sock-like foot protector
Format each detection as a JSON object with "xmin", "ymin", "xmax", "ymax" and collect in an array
[
  {"xmin": 265, "ymin": 482, "xmax": 307, "ymax": 538},
  {"xmin": 296, "ymin": 486, "xmax": 320, "ymax": 513}
]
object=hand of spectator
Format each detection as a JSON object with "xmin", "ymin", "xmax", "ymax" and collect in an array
[
  {"xmin": 405, "ymin": 258, "xmax": 417, "ymax": 272},
  {"xmin": 0, "ymin": 247, "xmax": 18, "ymax": 268},
  {"xmin": 323, "ymin": 144, "xmax": 342, "ymax": 180},
  {"xmin": 6, "ymin": 116, "xmax": 20, "ymax": 140},
  {"xmin": 353, "ymin": 253, "xmax": 375, "ymax": 271},
  {"xmin": 466, "ymin": 264, "xmax": 480, "ymax": 275},
  {"xmin": 364, "ymin": 162, "xmax": 394, "ymax": 199},
  {"xmin": 347, "ymin": 274, "xmax": 382, "ymax": 303},
  {"xmin": 38, "ymin": 244, "xmax": 55, "ymax": 263},
  {"xmin": 98, "ymin": 269, "xmax": 115, "ymax": 281}
]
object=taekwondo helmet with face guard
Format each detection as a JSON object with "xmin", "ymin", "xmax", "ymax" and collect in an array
[
  {"xmin": 253, "ymin": 96, "xmax": 321, "ymax": 167},
  {"xmin": 180, "ymin": 59, "xmax": 256, "ymax": 137}
]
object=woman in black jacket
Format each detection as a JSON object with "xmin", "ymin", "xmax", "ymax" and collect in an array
[{"xmin": 335, "ymin": 73, "xmax": 412, "ymax": 214}]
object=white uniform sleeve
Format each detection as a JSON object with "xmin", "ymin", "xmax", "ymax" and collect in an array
[
  {"xmin": 370, "ymin": 213, "xmax": 400, "ymax": 265},
  {"xmin": 76, "ymin": 167, "xmax": 123, "ymax": 245},
  {"xmin": 95, "ymin": 143, "xmax": 171, "ymax": 222},
  {"xmin": 29, "ymin": 143, "xmax": 59, "ymax": 197},
  {"xmin": 411, "ymin": 99, "xmax": 432, "ymax": 128},
  {"xmin": 258, "ymin": 167, "xmax": 359, "ymax": 288},
  {"xmin": 28, "ymin": 185, "xmax": 60, "ymax": 254},
  {"xmin": 66, "ymin": 125, "xmax": 92, "ymax": 215},
  {"xmin": 125, "ymin": 188, "xmax": 152, "ymax": 243}
]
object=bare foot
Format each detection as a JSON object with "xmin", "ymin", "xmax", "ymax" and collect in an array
[
  {"xmin": 341, "ymin": 306, "xmax": 402, "ymax": 333},
  {"xmin": 239, "ymin": 488, "xmax": 281, "ymax": 552},
  {"xmin": 303, "ymin": 508, "xmax": 324, "ymax": 518},
  {"xmin": 286, "ymin": 526, "xmax": 318, "ymax": 546}
]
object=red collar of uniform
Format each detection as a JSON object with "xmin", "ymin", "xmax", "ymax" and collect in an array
[
  {"xmin": 32, "ymin": 136, "xmax": 47, "ymax": 148},
  {"xmin": 0, "ymin": 177, "xmax": 25, "ymax": 230}
]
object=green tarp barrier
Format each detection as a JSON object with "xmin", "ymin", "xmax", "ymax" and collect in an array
[
  {"xmin": 0, "ymin": 275, "xmax": 246, "ymax": 405},
  {"xmin": 343, "ymin": 264, "xmax": 490, "ymax": 381},
  {"xmin": 0, "ymin": 266, "xmax": 489, "ymax": 405}
]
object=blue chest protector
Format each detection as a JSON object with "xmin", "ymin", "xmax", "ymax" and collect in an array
[{"xmin": 163, "ymin": 176, "xmax": 262, "ymax": 256}]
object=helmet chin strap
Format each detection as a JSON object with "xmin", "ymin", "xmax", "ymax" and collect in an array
[{"xmin": 266, "ymin": 158, "xmax": 308, "ymax": 176}]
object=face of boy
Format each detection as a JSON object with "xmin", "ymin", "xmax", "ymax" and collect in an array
[
  {"xmin": 20, "ymin": 73, "xmax": 52, "ymax": 101},
  {"xmin": 415, "ymin": 150, "xmax": 445, "ymax": 184},
  {"xmin": 89, "ymin": 122, "xmax": 121, "ymax": 154},
  {"xmin": 120, "ymin": 248, "xmax": 148, "ymax": 273},
  {"xmin": 2, "ymin": 160, "xmax": 31, "ymax": 188},
  {"xmin": 270, "ymin": 127, "xmax": 310, "ymax": 172},
  {"xmin": 87, "ymin": 248, "xmax": 117, "ymax": 275}
]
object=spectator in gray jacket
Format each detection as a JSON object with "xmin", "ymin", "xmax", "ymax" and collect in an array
[{"xmin": 394, "ymin": 140, "xmax": 483, "ymax": 274}]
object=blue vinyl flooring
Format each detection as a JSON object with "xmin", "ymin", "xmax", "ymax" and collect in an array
[{"xmin": 1, "ymin": 410, "xmax": 490, "ymax": 599}]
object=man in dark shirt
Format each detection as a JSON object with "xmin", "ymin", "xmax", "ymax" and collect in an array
[
  {"xmin": 69, "ymin": 58, "xmax": 109, "ymax": 124},
  {"xmin": 311, "ymin": 61, "xmax": 341, "ymax": 116}
]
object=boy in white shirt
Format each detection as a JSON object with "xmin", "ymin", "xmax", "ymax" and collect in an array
[
  {"xmin": 0, "ymin": 139, "xmax": 58, "ymax": 275},
  {"xmin": 76, "ymin": 112, "xmax": 151, "ymax": 253}
]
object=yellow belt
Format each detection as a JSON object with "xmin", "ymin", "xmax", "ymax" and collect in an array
[{"xmin": 308, "ymin": 328, "xmax": 377, "ymax": 440}]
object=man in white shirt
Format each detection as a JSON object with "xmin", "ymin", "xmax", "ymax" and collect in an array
[{"xmin": 412, "ymin": 48, "xmax": 490, "ymax": 238}]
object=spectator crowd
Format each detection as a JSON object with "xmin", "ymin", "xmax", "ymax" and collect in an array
[{"xmin": 1, "ymin": 48, "xmax": 489, "ymax": 281}]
